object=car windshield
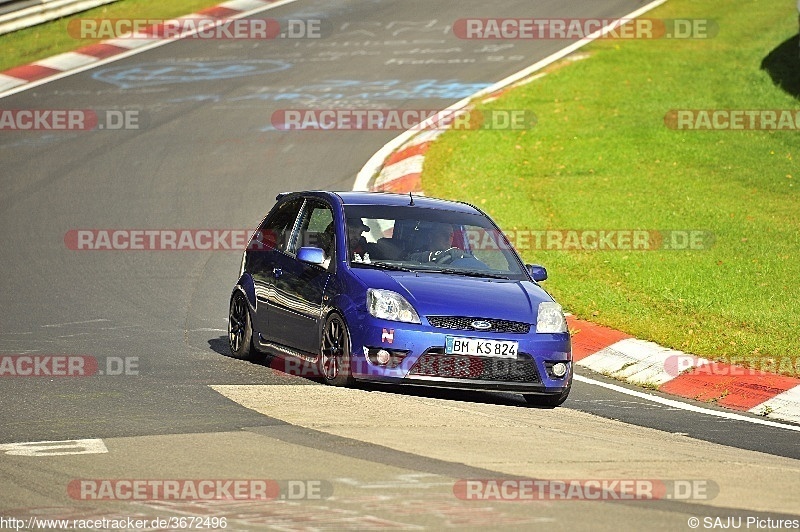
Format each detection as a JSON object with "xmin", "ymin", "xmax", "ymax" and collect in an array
[{"xmin": 344, "ymin": 204, "xmax": 529, "ymax": 281}]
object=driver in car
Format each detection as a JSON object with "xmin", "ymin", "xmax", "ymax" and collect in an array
[{"xmin": 410, "ymin": 223, "xmax": 465, "ymax": 263}]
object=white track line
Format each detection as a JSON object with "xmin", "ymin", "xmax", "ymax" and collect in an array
[{"xmin": 574, "ymin": 375, "xmax": 800, "ymax": 432}]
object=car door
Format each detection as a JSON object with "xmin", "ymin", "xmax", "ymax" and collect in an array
[
  {"xmin": 266, "ymin": 198, "xmax": 334, "ymax": 353},
  {"xmin": 246, "ymin": 197, "xmax": 304, "ymax": 343}
]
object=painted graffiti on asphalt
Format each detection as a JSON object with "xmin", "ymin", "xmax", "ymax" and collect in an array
[
  {"xmin": 167, "ymin": 79, "xmax": 492, "ymax": 109},
  {"xmin": 92, "ymin": 60, "xmax": 292, "ymax": 89}
]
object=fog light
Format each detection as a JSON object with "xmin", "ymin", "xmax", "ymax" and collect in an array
[
  {"xmin": 552, "ymin": 362, "xmax": 568, "ymax": 378},
  {"xmin": 364, "ymin": 347, "xmax": 409, "ymax": 368},
  {"xmin": 376, "ymin": 349, "xmax": 391, "ymax": 365}
]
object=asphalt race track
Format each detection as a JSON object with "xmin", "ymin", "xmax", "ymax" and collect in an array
[{"xmin": 1, "ymin": 0, "xmax": 799, "ymax": 530}]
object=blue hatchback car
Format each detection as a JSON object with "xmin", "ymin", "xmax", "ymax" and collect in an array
[{"xmin": 228, "ymin": 191, "xmax": 572, "ymax": 406}]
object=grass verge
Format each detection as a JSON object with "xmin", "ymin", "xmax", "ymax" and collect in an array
[
  {"xmin": 422, "ymin": 0, "xmax": 800, "ymax": 374},
  {"xmin": 0, "ymin": 0, "xmax": 226, "ymax": 72}
]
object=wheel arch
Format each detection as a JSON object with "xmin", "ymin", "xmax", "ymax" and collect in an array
[{"xmin": 234, "ymin": 273, "xmax": 256, "ymax": 310}]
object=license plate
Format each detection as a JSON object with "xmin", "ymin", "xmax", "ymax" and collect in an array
[{"xmin": 445, "ymin": 336, "xmax": 518, "ymax": 358}]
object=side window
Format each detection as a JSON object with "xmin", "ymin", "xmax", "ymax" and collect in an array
[
  {"xmin": 293, "ymin": 200, "xmax": 335, "ymax": 267},
  {"xmin": 249, "ymin": 198, "xmax": 304, "ymax": 252}
]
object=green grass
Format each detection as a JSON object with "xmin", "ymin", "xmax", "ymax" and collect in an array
[
  {"xmin": 0, "ymin": 0, "xmax": 225, "ymax": 72},
  {"xmin": 423, "ymin": 0, "xmax": 800, "ymax": 374}
]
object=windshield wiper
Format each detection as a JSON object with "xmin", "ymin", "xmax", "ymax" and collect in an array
[
  {"xmin": 352, "ymin": 261, "xmax": 414, "ymax": 272},
  {"xmin": 418, "ymin": 268, "xmax": 510, "ymax": 280}
]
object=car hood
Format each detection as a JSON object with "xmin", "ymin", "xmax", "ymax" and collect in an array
[{"xmin": 351, "ymin": 268, "xmax": 554, "ymax": 322}]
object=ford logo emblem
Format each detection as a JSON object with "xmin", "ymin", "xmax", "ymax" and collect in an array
[{"xmin": 471, "ymin": 320, "xmax": 492, "ymax": 330}]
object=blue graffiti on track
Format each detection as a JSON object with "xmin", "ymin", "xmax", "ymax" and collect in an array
[
  {"xmin": 92, "ymin": 60, "xmax": 292, "ymax": 89},
  {"xmin": 168, "ymin": 79, "xmax": 492, "ymax": 106}
]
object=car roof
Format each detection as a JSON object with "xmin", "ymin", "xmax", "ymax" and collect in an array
[{"xmin": 277, "ymin": 191, "xmax": 481, "ymax": 214}]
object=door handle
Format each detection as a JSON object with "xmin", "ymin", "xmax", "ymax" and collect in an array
[{"xmin": 273, "ymin": 268, "xmax": 282, "ymax": 278}]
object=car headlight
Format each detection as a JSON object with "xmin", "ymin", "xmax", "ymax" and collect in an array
[
  {"xmin": 536, "ymin": 302, "xmax": 567, "ymax": 333},
  {"xmin": 367, "ymin": 289, "xmax": 421, "ymax": 324}
]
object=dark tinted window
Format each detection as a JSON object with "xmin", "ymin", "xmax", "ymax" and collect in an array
[{"xmin": 249, "ymin": 198, "xmax": 304, "ymax": 252}]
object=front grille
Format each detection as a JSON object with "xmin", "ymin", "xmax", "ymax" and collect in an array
[
  {"xmin": 427, "ymin": 316, "xmax": 531, "ymax": 334},
  {"xmin": 409, "ymin": 349, "xmax": 540, "ymax": 383}
]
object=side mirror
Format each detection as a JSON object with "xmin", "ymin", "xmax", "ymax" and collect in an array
[
  {"xmin": 526, "ymin": 264, "xmax": 547, "ymax": 282},
  {"xmin": 297, "ymin": 247, "xmax": 325, "ymax": 265}
]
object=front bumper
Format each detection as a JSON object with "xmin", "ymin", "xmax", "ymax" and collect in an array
[{"xmin": 346, "ymin": 313, "xmax": 572, "ymax": 393}]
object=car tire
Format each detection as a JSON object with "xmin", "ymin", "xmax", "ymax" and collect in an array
[
  {"xmin": 228, "ymin": 290, "xmax": 255, "ymax": 359},
  {"xmin": 523, "ymin": 387, "xmax": 570, "ymax": 408},
  {"xmin": 318, "ymin": 313, "xmax": 355, "ymax": 387}
]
